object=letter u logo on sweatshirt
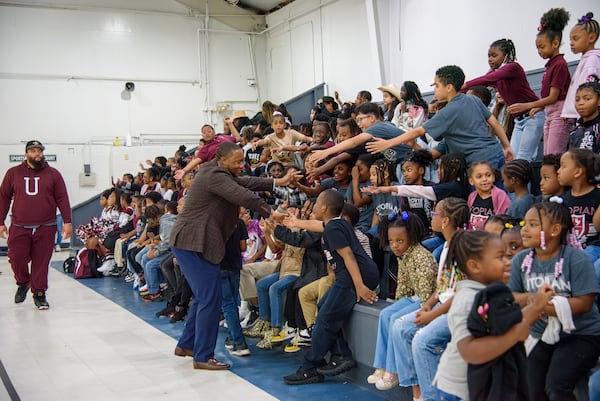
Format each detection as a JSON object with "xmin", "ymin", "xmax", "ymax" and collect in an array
[{"xmin": 24, "ymin": 177, "xmax": 40, "ymax": 195}]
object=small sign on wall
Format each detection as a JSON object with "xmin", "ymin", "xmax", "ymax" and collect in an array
[{"xmin": 9, "ymin": 155, "xmax": 57, "ymax": 162}]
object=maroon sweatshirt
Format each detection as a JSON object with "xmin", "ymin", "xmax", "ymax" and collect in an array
[{"xmin": 0, "ymin": 161, "xmax": 72, "ymax": 226}]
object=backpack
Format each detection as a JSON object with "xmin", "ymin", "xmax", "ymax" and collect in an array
[
  {"xmin": 73, "ymin": 248, "xmax": 101, "ymax": 279},
  {"xmin": 63, "ymin": 256, "xmax": 75, "ymax": 273}
]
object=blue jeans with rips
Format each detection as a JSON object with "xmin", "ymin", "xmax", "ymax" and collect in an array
[{"xmin": 257, "ymin": 272, "xmax": 297, "ymax": 328}]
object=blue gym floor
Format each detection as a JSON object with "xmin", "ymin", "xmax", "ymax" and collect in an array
[{"xmin": 51, "ymin": 261, "xmax": 392, "ymax": 401}]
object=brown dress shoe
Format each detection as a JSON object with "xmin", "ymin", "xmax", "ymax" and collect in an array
[
  {"xmin": 193, "ymin": 358, "xmax": 231, "ymax": 370},
  {"xmin": 174, "ymin": 346, "xmax": 194, "ymax": 357}
]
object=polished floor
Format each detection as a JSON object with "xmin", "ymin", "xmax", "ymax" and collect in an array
[{"xmin": 0, "ymin": 253, "xmax": 392, "ymax": 401}]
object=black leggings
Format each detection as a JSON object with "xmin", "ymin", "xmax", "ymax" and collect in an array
[
  {"xmin": 527, "ymin": 335, "xmax": 600, "ymax": 401},
  {"xmin": 160, "ymin": 255, "xmax": 192, "ymax": 308}
]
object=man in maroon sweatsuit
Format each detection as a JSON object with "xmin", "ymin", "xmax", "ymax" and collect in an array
[{"xmin": 0, "ymin": 140, "xmax": 72, "ymax": 309}]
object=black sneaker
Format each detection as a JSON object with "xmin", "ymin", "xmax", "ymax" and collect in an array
[
  {"xmin": 224, "ymin": 337, "xmax": 234, "ymax": 350},
  {"xmin": 155, "ymin": 302, "xmax": 175, "ymax": 318},
  {"xmin": 169, "ymin": 306, "xmax": 187, "ymax": 323},
  {"xmin": 283, "ymin": 367, "xmax": 324, "ymax": 385},
  {"xmin": 229, "ymin": 342, "xmax": 251, "ymax": 356},
  {"xmin": 14, "ymin": 284, "xmax": 29, "ymax": 304},
  {"xmin": 316, "ymin": 357, "xmax": 356, "ymax": 376},
  {"xmin": 33, "ymin": 291, "xmax": 49, "ymax": 310}
]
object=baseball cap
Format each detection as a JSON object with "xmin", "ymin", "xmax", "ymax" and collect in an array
[{"xmin": 26, "ymin": 140, "xmax": 45, "ymax": 151}]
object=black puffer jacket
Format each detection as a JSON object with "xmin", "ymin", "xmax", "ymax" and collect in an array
[{"xmin": 274, "ymin": 225, "xmax": 327, "ymax": 289}]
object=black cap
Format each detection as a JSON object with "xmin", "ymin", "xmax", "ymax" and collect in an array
[
  {"xmin": 322, "ymin": 96, "xmax": 335, "ymax": 104},
  {"xmin": 26, "ymin": 140, "xmax": 45, "ymax": 151}
]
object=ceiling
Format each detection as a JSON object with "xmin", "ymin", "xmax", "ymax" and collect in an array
[{"xmin": 176, "ymin": 0, "xmax": 295, "ymax": 31}]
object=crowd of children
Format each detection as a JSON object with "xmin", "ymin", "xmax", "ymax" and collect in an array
[{"xmin": 70, "ymin": 8, "xmax": 600, "ymax": 400}]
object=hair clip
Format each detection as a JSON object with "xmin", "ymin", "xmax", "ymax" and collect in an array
[
  {"xmin": 587, "ymin": 74, "xmax": 600, "ymax": 83},
  {"xmin": 537, "ymin": 24, "xmax": 545, "ymax": 31},
  {"xmin": 505, "ymin": 222, "xmax": 514, "ymax": 229},
  {"xmin": 519, "ymin": 220, "xmax": 525, "ymax": 227},
  {"xmin": 549, "ymin": 196, "xmax": 564, "ymax": 204},
  {"xmin": 578, "ymin": 15, "xmax": 591, "ymax": 24},
  {"xmin": 387, "ymin": 211, "xmax": 398, "ymax": 222},
  {"xmin": 401, "ymin": 211, "xmax": 409, "ymax": 221},
  {"xmin": 477, "ymin": 303, "xmax": 490, "ymax": 322}
]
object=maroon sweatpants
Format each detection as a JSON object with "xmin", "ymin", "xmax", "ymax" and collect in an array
[{"xmin": 7, "ymin": 224, "xmax": 56, "ymax": 292}]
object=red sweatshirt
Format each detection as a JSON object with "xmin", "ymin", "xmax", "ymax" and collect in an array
[{"xmin": 0, "ymin": 161, "xmax": 72, "ymax": 226}]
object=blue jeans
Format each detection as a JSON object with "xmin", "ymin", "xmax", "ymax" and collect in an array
[
  {"xmin": 135, "ymin": 246, "xmax": 149, "ymax": 266},
  {"xmin": 436, "ymin": 388, "xmax": 464, "ymax": 401},
  {"xmin": 423, "ymin": 236, "xmax": 444, "ymax": 262},
  {"xmin": 510, "ymin": 111, "xmax": 545, "ymax": 162},
  {"xmin": 221, "ymin": 270, "xmax": 244, "ymax": 345},
  {"xmin": 56, "ymin": 214, "xmax": 63, "ymax": 245},
  {"xmin": 394, "ymin": 311, "xmax": 450, "ymax": 401},
  {"xmin": 590, "ymin": 370, "xmax": 600, "ymax": 401},
  {"xmin": 141, "ymin": 252, "xmax": 167, "ymax": 294},
  {"xmin": 373, "ymin": 298, "xmax": 420, "ymax": 373},
  {"xmin": 171, "ymin": 247, "xmax": 221, "ymax": 363},
  {"xmin": 257, "ymin": 273, "xmax": 297, "ymax": 328}
]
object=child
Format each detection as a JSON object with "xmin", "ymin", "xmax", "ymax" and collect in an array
[
  {"xmin": 502, "ymin": 159, "xmax": 536, "ymax": 220},
  {"xmin": 252, "ymin": 112, "xmax": 312, "ymax": 167},
  {"xmin": 295, "ymin": 159, "xmax": 352, "ymax": 197},
  {"xmin": 220, "ymin": 217, "xmax": 251, "ymax": 356},
  {"xmin": 435, "ymin": 230, "xmax": 552, "ymax": 401},
  {"xmin": 364, "ymin": 65, "xmax": 512, "ymax": 170},
  {"xmin": 367, "ymin": 159, "xmax": 401, "ymax": 231},
  {"xmin": 394, "ymin": 81, "xmax": 429, "ymax": 131},
  {"xmin": 510, "ymin": 202, "xmax": 600, "ymax": 401},
  {"xmin": 347, "ymin": 154, "xmax": 375, "ymax": 233},
  {"xmin": 140, "ymin": 201, "xmax": 177, "ymax": 301},
  {"xmin": 539, "ymin": 154, "xmax": 565, "ymax": 200},
  {"xmin": 562, "ymin": 12, "xmax": 600, "ymax": 121},
  {"xmin": 283, "ymin": 189, "xmax": 379, "ymax": 385},
  {"xmin": 468, "ymin": 161, "xmax": 510, "ymax": 230},
  {"xmin": 508, "ymin": 8, "xmax": 571, "ymax": 154},
  {"xmin": 557, "ymin": 149, "xmax": 600, "ymax": 259},
  {"xmin": 568, "ymin": 76, "xmax": 600, "ymax": 152},
  {"xmin": 386, "ymin": 197, "xmax": 470, "ymax": 401},
  {"xmin": 272, "ymin": 167, "xmax": 309, "ymax": 208},
  {"xmin": 177, "ymin": 171, "xmax": 194, "ymax": 201},
  {"xmin": 239, "ymin": 206, "xmax": 266, "ymax": 264},
  {"xmin": 464, "ymin": 39, "xmax": 543, "ymax": 162},
  {"xmin": 398, "ymin": 150, "xmax": 435, "ymax": 232},
  {"xmin": 162, "ymin": 176, "xmax": 178, "ymax": 201},
  {"xmin": 369, "ymin": 212, "xmax": 437, "ymax": 391}
]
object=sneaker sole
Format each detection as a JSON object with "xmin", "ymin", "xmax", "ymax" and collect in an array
[
  {"xmin": 229, "ymin": 349, "xmax": 251, "ymax": 357},
  {"xmin": 284, "ymin": 374, "xmax": 324, "ymax": 385},
  {"xmin": 284, "ymin": 346, "xmax": 300, "ymax": 353}
]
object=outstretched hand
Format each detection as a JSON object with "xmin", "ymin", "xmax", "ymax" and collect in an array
[
  {"xmin": 365, "ymin": 137, "xmax": 392, "ymax": 154},
  {"xmin": 360, "ymin": 186, "xmax": 381, "ymax": 194}
]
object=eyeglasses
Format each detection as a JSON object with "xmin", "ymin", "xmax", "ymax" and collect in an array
[
  {"xmin": 356, "ymin": 115, "xmax": 372, "ymax": 124},
  {"xmin": 430, "ymin": 211, "xmax": 445, "ymax": 218}
]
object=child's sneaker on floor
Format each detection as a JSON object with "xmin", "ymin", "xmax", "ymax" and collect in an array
[
  {"xmin": 284, "ymin": 331, "xmax": 301, "ymax": 353},
  {"xmin": 169, "ymin": 305, "xmax": 187, "ymax": 323},
  {"xmin": 155, "ymin": 302, "xmax": 175, "ymax": 317},
  {"xmin": 244, "ymin": 319, "xmax": 269, "ymax": 338},
  {"xmin": 256, "ymin": 327, "xmax": 279, "ymax": 350},
  {"xmin": 298, "ymin": 327, "xmax": 312, "ymax": 346},
  {"xmin": 142, "ymin": 293, "xmax": 162, "ymax": 302},
  {"xmin": 229, "ymin": 342, "xmax": 251, "ymax": 357},
  {"xmin": 271, "ymin": 326, "xmax": 296, "ymax": 344}
]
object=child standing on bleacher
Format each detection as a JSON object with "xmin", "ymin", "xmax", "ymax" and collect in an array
[{"xmin": 283, "ymin": 189, "xmax": 379, "ymax": 385}]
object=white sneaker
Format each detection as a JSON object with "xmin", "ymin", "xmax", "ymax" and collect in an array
[
  {"xmin": 54, "ymin": 244, "xmax": 62, "ymax": 252},
  {"xmin": 138, "ymin": 284, "xmax": 148, "ymax": 292},
  {"xmin": 97, "ymin": 257, "xmax": 115, "ymax": 275},
  {"xmin": 298, "ymin": 327, "xmax": 312, "ymax": 345},
  {"xmin": 132, "ymin": 274, "xmax": 141, "ymax": 290}
]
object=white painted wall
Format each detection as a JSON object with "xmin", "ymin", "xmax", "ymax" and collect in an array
[{"xmin": 264, "ymin": 0, "xmax": 597, "ymax": 103}]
